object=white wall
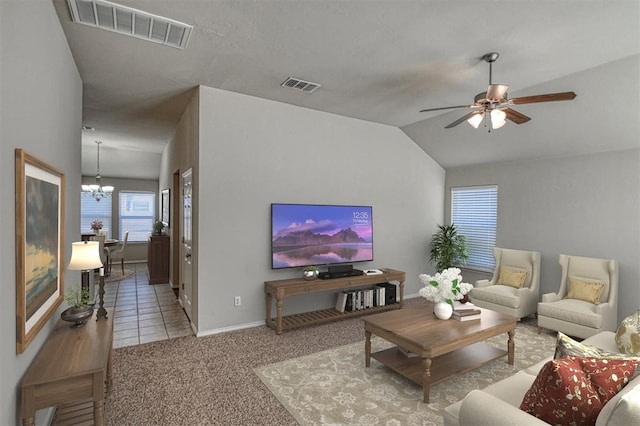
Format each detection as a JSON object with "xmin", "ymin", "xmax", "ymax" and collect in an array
[
  {"xmin": 0, "ymin": 1, "xmax": 82, "ymax": 424},
  {"xmin": 445, "ymin": 149, "xmax": 640, "ymax": 322},
  {"xmin": 194, "ymin": 86, "xmax": 444, "ymax": 333}
]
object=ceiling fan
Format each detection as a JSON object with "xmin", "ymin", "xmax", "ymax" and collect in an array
[{"xmin": 420, "ymin": 52, "xmax": 577, "ymax": 131}]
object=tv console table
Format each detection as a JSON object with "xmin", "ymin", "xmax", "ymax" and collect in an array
[{"xmin": 264, "ymin": 268, "xmax": 405, "ymax": 334}]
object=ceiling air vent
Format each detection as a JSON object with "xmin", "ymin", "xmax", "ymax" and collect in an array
[
  {"xmin": 67, "ymin": 0, "xmax": 193, "ymax": 49},
  {"xmin": 281, "ymin": 77, "xmax": 322, "ymax": 93}
]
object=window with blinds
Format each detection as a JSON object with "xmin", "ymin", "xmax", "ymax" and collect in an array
[
  {"xmin": 119, "ymin": 191, "xmax": 155, "ymax": 242},
  {"xmin": 80, "ymin": 192, "xmax": 112, "ymax": 237},
  {"xmin": 451, "ymin": 185, "xmax": 498, "ymax": 270}
]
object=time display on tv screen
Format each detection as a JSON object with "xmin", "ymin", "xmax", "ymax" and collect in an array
[{"xmin": 271, "ymin": 203, "xmax": 373, "ymax": 269}]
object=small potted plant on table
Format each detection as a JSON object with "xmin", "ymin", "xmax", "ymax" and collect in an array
[
  {"xmin": 302, "ymin": 266, "xmax": 319, "ymax": 281},
  {"xmin": 153, "ymin": 220, "xmax": 165, "ymax": 235},
  {"xmin": 60, "ymin": 287, "xmax": 94, "ymax": 327}
]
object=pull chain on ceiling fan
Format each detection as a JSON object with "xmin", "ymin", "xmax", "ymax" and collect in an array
[{"xmin": 420, "ymin": 52, "xmax": 577, "ymax": 131}]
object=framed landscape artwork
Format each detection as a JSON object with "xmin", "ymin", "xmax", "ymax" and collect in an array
[
  {"xmin": 15, "ymin": 149, "xmax": 65, "ymax": 354},
  {"xmin": 161, "ymin": 188, "xmax": 170, "ymax": 227}
]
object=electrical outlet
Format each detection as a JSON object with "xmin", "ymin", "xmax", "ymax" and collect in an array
[{"xmin": 234, "ymin": 296, "xmax": 241, "ymax": 307}]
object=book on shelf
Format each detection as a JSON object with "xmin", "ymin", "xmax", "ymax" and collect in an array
[
  {"xmin": 337, "ymin": 285, "xmax": 390, "ymax": 313},
  {"xmin": 335, "ymin": 292, "xmax": 348, "ymax": 313}
]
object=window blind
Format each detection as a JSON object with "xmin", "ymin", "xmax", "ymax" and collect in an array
[
  {"xmin": 451, "ymin": 185, "xmax": 498, "ymax": 270},
  {"xmin": 119, "ymin": 191, "xmax": 155, "ymax": 242},
  {"xmin": 80, "ymin": 192, "xmax": 112, "ymax": 237}
]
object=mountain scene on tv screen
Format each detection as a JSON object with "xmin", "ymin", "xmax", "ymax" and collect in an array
[
  {"xmin": 272, "ymin": 227, "xmax": 365, "ymax": 247},
  {"xmin": 272, "ymin": 227, "xmax": 373, "ymax": 268}
]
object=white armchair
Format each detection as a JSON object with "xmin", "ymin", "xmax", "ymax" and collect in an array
[
  {"xmin": 470, "ymin": 247, "xmax": 541, "ymax": 319},
  {"xmin": 537, "ymin": 254, "xmax": 618, "ymax": 339}
]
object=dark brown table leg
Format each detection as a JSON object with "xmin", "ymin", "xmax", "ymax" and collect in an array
[{"xmin": 365, "ymin": 331, "xmax": 371, "ymax": 367}]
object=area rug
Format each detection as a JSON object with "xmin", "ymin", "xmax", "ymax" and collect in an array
[
  {"xmin": 254, "ymin": 320, "xmax": 556, "ymax": 425},
  {"xmin": 100, "ymin": 269, "xmax": 134, "ymax": 283}
]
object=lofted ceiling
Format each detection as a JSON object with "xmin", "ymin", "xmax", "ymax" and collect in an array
[{"xmin": 52, "ymin": 0, "xmax": 639, "ymax": 179}]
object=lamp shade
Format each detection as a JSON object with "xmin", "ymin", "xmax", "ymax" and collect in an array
[
  {"xmin": 467, "ymin": 113, "xmax": 483, "ymax": 128},
  {"xmin": 491, "ymin": 109, "xmax": 506, "ymax": 129},
  {"xmin": 68, "ymin": 241, "xmax": 103, "ymax": 270}
]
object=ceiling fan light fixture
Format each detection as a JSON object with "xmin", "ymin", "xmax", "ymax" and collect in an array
[
  {"xmin": 421, "ymin": 52, "xmax": 575, "ymax": 130},
  {"xmin": 491, "ymin": 109, "xmax": 506, "ymax": 129},
  {"xmin": 467, "ymin": 113, "xmax": 483, "ymax": 128}
]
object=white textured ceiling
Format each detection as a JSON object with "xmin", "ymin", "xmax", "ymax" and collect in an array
[{"xmin": 52, "ymin": 0, "xmax": 640, "ymax": 178}]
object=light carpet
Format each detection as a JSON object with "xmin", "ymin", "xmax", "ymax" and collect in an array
[{"xmin": 254, "ymin": 319, "xmax": 556, "ymax": 425}]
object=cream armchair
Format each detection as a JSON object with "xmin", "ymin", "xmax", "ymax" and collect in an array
[
  {"xmin": 470, "ymin": 247, "xmax": 541, "ymax": 319},
  {"xmin": 537, "ymin": 254, "xmax": 618, "ymax": 339}
]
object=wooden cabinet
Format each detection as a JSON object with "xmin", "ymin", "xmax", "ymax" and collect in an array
[
  {"xmin": 264, "ymin": 268, "xmax": 405, "ymax": 334},
  {"xmin": 148, "ymin": 234, "xmax": 169, "ymax": 284}
]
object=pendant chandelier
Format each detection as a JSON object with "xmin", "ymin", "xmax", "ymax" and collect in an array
[{"xmin": 82, "ymin": 141, "xmax": 114, "ymax": 201}]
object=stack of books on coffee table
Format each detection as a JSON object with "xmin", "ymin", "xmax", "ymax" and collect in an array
[{"xmin": 452, "ymin": 306, "xmax": 481, "ymax": 321}]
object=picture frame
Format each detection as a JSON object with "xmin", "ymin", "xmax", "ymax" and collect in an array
[
  {"xmin": 161, "ymin": 188, "xmax": 170, "ymax": 227},
  {"xmin": 15, "ymin": 149, "xmax": 65, "ymax": 354}
]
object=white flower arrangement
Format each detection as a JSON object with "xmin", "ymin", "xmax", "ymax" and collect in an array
[{"xmin": 419, "ymin": 267, "xmax": 473, "ymax": 305}]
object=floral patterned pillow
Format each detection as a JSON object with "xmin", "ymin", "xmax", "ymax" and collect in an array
[
  {"xmin": 520, "ymin": 356, "xmax": 640, "ymax": 426},
  {"xmin": 616, "ymin": 310, "xmax": 640, "ymax": 355},
  {"xmin": 555, "ymin": 332, "xmax": 640, "ymax": 366}
]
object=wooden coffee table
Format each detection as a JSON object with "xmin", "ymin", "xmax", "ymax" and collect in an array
[{"xmin": 363, "ymin": 304, "xmax": 517, "ymax": 403}]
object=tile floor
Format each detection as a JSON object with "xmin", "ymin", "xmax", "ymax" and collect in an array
[{"xmin": 102, "ymin": 262, "xmax": 193, "ymax": 348}]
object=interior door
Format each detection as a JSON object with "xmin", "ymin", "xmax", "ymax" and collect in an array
[{"xmin": 180, "ymin": 168, "xmax": 193, "ymax": 320}]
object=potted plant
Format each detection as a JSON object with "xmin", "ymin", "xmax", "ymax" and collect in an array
[
  {"xmin": 153, "ymin": 220, "xmax": 165, "ymax": 235},
  {"xmin": 302, "ymin": 266, "xmax": 319, "ymax": 281},
  {"xmin": 60, "ymin": 287, "xmax": 94, "ymax": 327},
  {"xmin": 90, "ymin": 219, "xmax": 103, "ymax": 233},
  {"xmin": 429, "ymin": 224, "xmax": 468, "ymax": 272},
  {"xmin": 419, "ymin": 267, "xmax": 473, "ymax": 319}
]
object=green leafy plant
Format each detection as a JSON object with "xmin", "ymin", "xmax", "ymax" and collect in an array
[
  {"xmin": 64, "ymin": 287, "xmax": 91, "ymax": 308},
  {"xmin": 153, "ymin": 220, "xmax": 165, "ymax": 235},
  {"xmin": 429, "ymin": 224, "xmax": 468, "ymax": 272},
  {"xmin": 303, "ymin": 266, "xmax": 319, "ymax": 272}
]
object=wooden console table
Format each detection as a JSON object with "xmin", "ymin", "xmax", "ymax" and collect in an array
[
  {"xmin": 264, "ymin": 268, "xmax": 405, "ymax": 334},
  {"xmin": 20, "ymin": 309, "xmax": 114, "ymax": 426}
]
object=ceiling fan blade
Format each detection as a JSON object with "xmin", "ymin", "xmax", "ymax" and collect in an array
[
  {"xmin": 503, "ymin": 108, "xmax": 531, "ymax": 124},
  {"xmin": 420, "ymin": 104, "xmax": 473, "ymax": 113},
  {"xmin": 445, "ymin": 111, "xmax": 482, "ymax": 129},
  {"xmin": 486, "ymin": 84, "xmax": 509, "ymax": 101},
  {"xmin": 510, "ymin": 91, "xmax": 577, "ymax": 105}
]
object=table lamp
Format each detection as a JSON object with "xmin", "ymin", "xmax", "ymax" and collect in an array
[{"xmin": 68, "ymin": 240, "xmax": 108, "ymax": 320}]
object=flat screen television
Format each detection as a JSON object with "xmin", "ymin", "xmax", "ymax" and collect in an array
[{"xmin": 271, "ymin": 203, "xmax": 373, "ymax": 269}]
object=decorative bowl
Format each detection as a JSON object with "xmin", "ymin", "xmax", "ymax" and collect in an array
[
  {"xmin": 61, "ymin": 305, "xmax": 94, "ymax": 328},
  {"xmin": 302, "ymin": 269, "xmax": 319, "ymax": 281}
]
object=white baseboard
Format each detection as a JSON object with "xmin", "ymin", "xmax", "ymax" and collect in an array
[{"xmin": 195, "ymin": 320, "xmax": 264, "ymax": 337}]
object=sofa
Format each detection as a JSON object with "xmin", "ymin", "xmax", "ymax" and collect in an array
[{"xmin": 443, "ymin": 331, "xmax": 640, "ymax": 426}]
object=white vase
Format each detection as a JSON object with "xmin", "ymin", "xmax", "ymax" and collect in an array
[{"xmin": 433, "ymin": 301, "xmax": 453, "ymax": 320}]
